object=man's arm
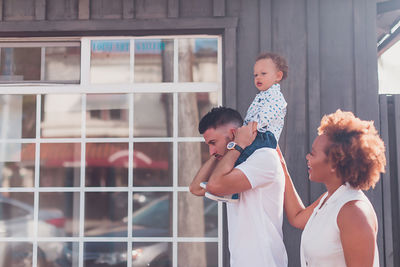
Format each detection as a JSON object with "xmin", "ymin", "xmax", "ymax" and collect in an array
[
  {"xmin": 189, "ymin": 155, "xmax": 218, "ymax": 196},
  {"xmin": 206, "ymin": 123, "xmax": 257, "ymax": 196}
]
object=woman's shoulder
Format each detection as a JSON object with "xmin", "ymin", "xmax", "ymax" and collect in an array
[{"xmin": 337, "ymin": 198, "xmax": 377, "ymax": 233}]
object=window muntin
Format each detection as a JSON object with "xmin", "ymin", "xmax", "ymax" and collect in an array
[{"xmin": 0, "ymin": 35, "xmax": 222, "ymax": 267}]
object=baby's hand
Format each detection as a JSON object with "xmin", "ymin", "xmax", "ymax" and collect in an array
[{"xmin": 234, "ymin": 122, "xmax": 257, "ymax": 149}]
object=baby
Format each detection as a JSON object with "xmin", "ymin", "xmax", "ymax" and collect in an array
[{"xmin": 203, "ymin": 52, "xmax": 288, "ymax": 202}]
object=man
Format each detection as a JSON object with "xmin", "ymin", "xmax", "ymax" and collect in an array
[{"xmin": 189, "ymin": 106, "xmax": 288, "ymax": 267}]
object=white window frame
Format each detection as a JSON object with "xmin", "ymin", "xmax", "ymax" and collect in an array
[{"xmin": 0, "ymin": 35, "xmax": 223, "ymax": 267}]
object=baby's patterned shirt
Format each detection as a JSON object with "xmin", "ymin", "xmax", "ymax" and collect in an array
[{"xmin": 244, "ymin": 83, "xmax": 287, "ymax": 141}]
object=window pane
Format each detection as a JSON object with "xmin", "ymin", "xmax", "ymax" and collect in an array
[
  {"xmin": 132, "ymin": 242, "xmax": 172, "ymax": 266},
  {"xmin": 134, "ymin": 39, "xmax": 174, "ymax": 82},
  {"xmin": 178, "ymin": 142, "xmax": 209, "ymax": 186},
  {"xmin": 0, "ymin": 242, "xmax": 35, "ymax": 266},
  {"xmin": 179, "ymin": 38, "xmax": 218, "ymax": 82},
  {"xmin": 83, "ymin": 242, "xmax": 126, "ymax": 267},
  {"xmin": 178, "ymin": 92, "xmax": 218, "ymax": 137},
  {"xmin": 86, "ymin": 94, "xmax": 129, "ymax": 138},
  {"xmin": 91, "ymin": 40, "xmax": 130, "ymax": 84},
  {"xmin": 178, "ymin": 242, "xmax": 218, "ymax": 267},
  {"xmin": 85, "ymin": 192, "xmax": 128, "ymax": 237},
  {"xmin": 41, "ymin": 94, "xmax": 82, "ymax": 138},
  {"xmin": 53, "ymin": 242, "xmax": 79, "ymax": 267},
  {"xmin": 39, "ymin": 192, "xmax": 79, "ymax": 237},
  {"xmin": 133, "ymin": 93, "xmax": 173, "ymax": 137},
  {"xmin": 40, "ymin": 143, "xmax": 81, "ymax": 187},
  {"xmin": 178, "ymin": 193, "xmax": 217, "ymax": 237},
  {"xmin": 0, "ymin": 143, "xmax": 34, "ymax": 187},
  {"xmin": 133, "ymin": 142, "xmax": 172, "ymax": 186},
  {"xmin": 133, "ymin": 192, "xmax": 172, "ymax": 237},
  {"xmin": 44, "ymin": 46, "xmax": 81, "ymax": 82},
  {"xmin": 0, "ymin": 95, "xmax": 36, "ymax": 138},
  {"xmin": 0, "ymin": 193, "xmax": 34, "ymax": 237},
  {"xmin": 40, "ymin": 241, "xmax": 78, "ymax": 266},
  {"xmin": 85, "ymin": 143, "xmax": 128, "ymax": 187},
  {"xmin": 0, "ymin": 47, "xmax": 41, "ymax": 81}
]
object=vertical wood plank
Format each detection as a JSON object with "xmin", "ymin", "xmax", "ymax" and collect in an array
[
  {"xmin": 306, "ymin": 0, "xmax": 325, "ymax": 201},
  {"xmin": 0, "ymin": 0, "xmax": 3, "ymax": 21},
  {"xmin": 271, "ymin": 1, "xmax": 308, "ymax": 266},
  {"xmin": 168, "ymin": 0, "xmax": 178, "ymax": 17},
  {"xmin": 259, "ymin": 0, "xmax": 272, "ymax": 52},
  {"xmin": 236, "ymin": 0, "xmax": 259, "ymax": 115},
  {"xmin": 393, "ymin": 95, "xmax": 400, "ymax": 267},
  {"xmin": 79, "ymin": 0, "xmax": 90, "ymax": 19},
  {"xmin": 35, "ymin": 0, "xmax": 46, "ymax": 20},
  {"xmin": 319, "ymin": 0, "xmax": 354, "ymax": 114},
  {"xmin": 213, "ymin": 0, "xmax": 225, "ymax": 17},
  {"xmin": 223, "ymin": 27, "xmax": 237, "ymax": 109},
  {"xmin": 123, "ymin": 0, "xmax": 134, "ymax": 19},
  {"xmin": 379, "ymin": 95, "xmax": 395, "ymax": 267}
]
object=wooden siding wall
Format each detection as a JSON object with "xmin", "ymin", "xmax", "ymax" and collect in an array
[
  {"xmin": 0, "ymin": 0, "xmax": 393, "ymax": 266},
  {"xmin": 380, "ymin": 95, "xmax": 400, "ymax": 267}
]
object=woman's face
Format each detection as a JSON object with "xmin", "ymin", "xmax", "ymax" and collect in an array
[{"xmin": 306, "ymin": 134, "xmax": 333, "ymax": 182}]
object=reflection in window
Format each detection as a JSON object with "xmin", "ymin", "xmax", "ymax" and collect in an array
[
  {"xmin": 133, "ymin": 142, "xmax": 172, "ymax": 186},
  {"xmin": 178, "ymin": 142, "xmax": 209, "ymax": 187},
  {"xmin": 0, "ymin": 95, "xmax": 36, "ymax": 139},
  {"xmin": 84, "ymin": 192, "xmax": 128, "ymax": 237},
  {"xmin": 0, "ymin": 143, "xmax": 35, "ymax": 187},
  {"xmin": 41, "ymin": 94, "xmax": 82, "ymax": 138},
  {"xmin": 84, "ymin": 242, "xmax": 127, "ymax": 266},
  {"xmin": 133, "ymin": 93, "xmax": 173, "ymax": 137},
  {"xmin": 0, "ymin": 193, "xmax": 34, "ymax": 237},
  {"xmin": 39, "ymin": 192, "xmax": 79, "ymax": 237},
  {"xmin": 85, "ymin": 143, "xmax": 128, "ymax": 187},
  {"xmin": 86, "ymin": 94, "xmax": 129, "ymax": 138},
  {"xmin": 132, "ymin": 242, "xmax": 172, "ymax": 266},
  {"xmin": 179, "ymin": 38, "xmax": 218, "ymax": 82},
  {"xmin": 178, "ymin": 193, "xmax": 217, "ymax": 237},
  {"xmin": 39, "ymin": 143, "xmax": 81, "ymax": 187},
  {"xmin": 133, "ymin": 192, "xmax": 172, "ymax": 237},
  {"xmin": 134, "ymin": 39, "xmax": 174, "ymax": 83},
  {"xmin": 0, "ymin": 47, "xmax": 41, "ymax": 81},
  {"xmin": 44, "ymin": 46, "xmax": 81, "ymax": 82},
  {"xmin": 178, "ymin": 242, "xmax": 218, "ymax": 267},
  {"xmin": 91, "ymin": 40, "xmax": 130, "ymax": 84},
  {"xmin": 0, "ymin": 242, "xmax": 36, "ymax": 266},
  {"xmin": 178, "ymin": 92, "xmax": 218, "ymax": 137}
]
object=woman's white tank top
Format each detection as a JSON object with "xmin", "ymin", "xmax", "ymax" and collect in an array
[{"xmin": 300, "ymin": 183, "xmax": 379, "ymax": 267}]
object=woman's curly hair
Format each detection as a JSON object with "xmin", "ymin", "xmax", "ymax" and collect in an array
[{"xmin": 318, "ymin": 109, "xmax": 386, "ymax": 190}]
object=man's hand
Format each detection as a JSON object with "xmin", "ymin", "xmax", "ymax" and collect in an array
[{"xmin": 233, "ymin": 122, "xmax": 258, "ymax": 149}]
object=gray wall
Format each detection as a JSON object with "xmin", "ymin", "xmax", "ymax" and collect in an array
[{"xmin": 0, "ymin": 0, "xmax": 393, "ymax": 266}]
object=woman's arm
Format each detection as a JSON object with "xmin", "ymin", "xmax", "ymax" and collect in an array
[
  {"xmin": 338, "ymin": 200, "xmax": 377, "ymax": 267},
  {"xmin": 277, "ymin": 146, "xmax": 323, "ymax": 229}
]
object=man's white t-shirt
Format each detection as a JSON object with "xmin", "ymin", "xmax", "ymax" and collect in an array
[{"xmin": 227, "ymin": 148, "xmax": 288, "ymax": 267}]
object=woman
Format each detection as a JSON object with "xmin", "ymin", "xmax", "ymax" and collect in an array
[{"xmin": 280, "ymin": 109, "xmax": 386, "ymax": 267}]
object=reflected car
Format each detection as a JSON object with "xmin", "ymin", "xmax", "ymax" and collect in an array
[
  {"xmin": 57, "ymin": 196, "xmax": 217, "ymax": 267},
  {"xmin": 0, "ymin": 196, "xmax": 66, "ymax": 267}
]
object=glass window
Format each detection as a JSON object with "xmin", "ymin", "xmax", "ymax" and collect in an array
[
  {"xmin": 90, "ymin": 40, "xmax": 130, "ymax": 84},
  {"xmin": 0, "ymin": 35, "xmax": 221, "ymax": 267},
  {"xmin": 41, "ymin": 94, "xmax": 82, "ymax": 138},
  {"xmin": 0, "ymin": 94, "xmax": 36, "ymax": 139},
  {"xmin": 86, "ymin": 94, "xmax": 129, "ymax": 138},
  {"xmin": 44, "ymin": 46, "xmax": 81, "ymax": 82},
  {"xmin": 179, "ymin": 38, "xmax": 218, "ymax": 82},
  {"xmin": 133, "ymin": 93, "xmax": 173, "ymax": 137},
  {"xmin": 134, "ymin": 39, "xmax": 174, "ymax": 82},
  {"xmin": 0, "ymin": 43, "xmax": 80, "ymax": 83}
]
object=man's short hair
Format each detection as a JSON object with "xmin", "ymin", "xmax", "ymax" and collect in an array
[{"xmin": 198, "ymin": 106, "xmax": 243, "ymax": 134}]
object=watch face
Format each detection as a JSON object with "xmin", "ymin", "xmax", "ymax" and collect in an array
[{"xmin": 227, "ymin": 141, "xmax": 236, "ymax": 150}]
